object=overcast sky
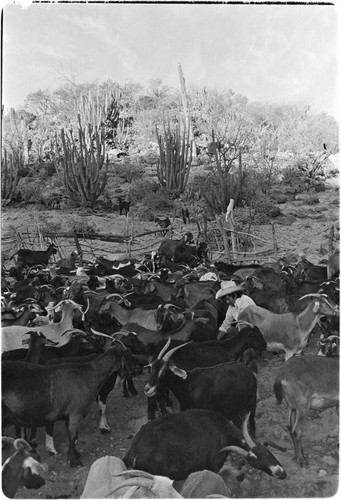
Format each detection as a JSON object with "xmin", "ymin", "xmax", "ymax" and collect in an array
[{"xmin": 2, "ymin": 2, "xmax": 339, "ymax": 117}]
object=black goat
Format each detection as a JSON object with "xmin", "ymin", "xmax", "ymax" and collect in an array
[
  {"xmin": 118, "ymin": 197, "xmax": 130, "ymax": 216},
  {"xmin": 145, "ymin": 341, "xmax": 258, "ymax": 435},
  {"xmin": 146, "ymin": 328, "xmax": 266, "ymax": 420},
  {"xmin": 10, "ymin": 243, "xmax": 57, "ymax": 270},
  {"xmin": 123, "ymin": 409, "xmax": 286, "ymax": 481},
  {"xmin": 181, "ymin": 207, "xmax": 190, "ymax": 224},
  {"xmin": 2, "ymin": 342, "xmax": 128, "ymax": 467}
]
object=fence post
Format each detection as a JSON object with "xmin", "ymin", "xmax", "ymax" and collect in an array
[{"xmin": 73, "ymin": 229, "xmax": 83, "ymax": 266}]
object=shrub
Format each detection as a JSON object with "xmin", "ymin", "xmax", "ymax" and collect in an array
[
  {"xmin": 18, "ymin": 180, "xmax": 44, "ymax": 204},
  {"xmin": 114, "ymin": 161, "xmax": 144, "ymax": 183},
  {"xmin": 129, "ymin": 179, "xmax": 159, "ymax": 202},
  {"xmin": 142, "ymin": 191, "xmax": 174, "ymax": 211}
]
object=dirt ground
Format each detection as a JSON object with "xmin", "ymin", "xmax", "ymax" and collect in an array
[{"xmin": 1, "ymin": 183, "xmax": 340, "ymax": 498}]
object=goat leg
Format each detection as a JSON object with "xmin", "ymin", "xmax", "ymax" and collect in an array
[
  {"xmin": 125, "ymin": 376, "xmax": 138, "ymax": 397},
  {"xmin": 66, "ymin": 416, "xmax": 82, "ymax": 467}
]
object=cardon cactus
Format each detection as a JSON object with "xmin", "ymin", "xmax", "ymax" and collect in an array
[
  {"xmin": 1, "ymin": 149, "xmax": 20, "ymax": 204},
  {"xmin": 156, "ymin": 117, "xmax": 193, "ymax": 194},
  {"xmin": 61, "ymin": 115, "xmax": 108, "ymax": 209}
]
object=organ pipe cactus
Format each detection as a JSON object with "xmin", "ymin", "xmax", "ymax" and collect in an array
[
  {"xmin": 1, "ymin": 149, "xmax": 20, "ymax": 204},
  {"xmin": 60, "ymin": 114, "xmax": 108, "ymax": 209},
  {"xmin": 156, "ymin": 117, "xmax": 193, "ymax": 194}
]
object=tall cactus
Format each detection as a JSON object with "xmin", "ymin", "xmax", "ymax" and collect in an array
[
  {"xmin": 1, "ymin": 149, "xmax": 21, "ymax": 204},
  {"xmin": 61, "ymin": 114, "xmax": 108, "ymax": 209},
  {"xmin": 156, "ymin": 117, "xmax": 193, "ymax": 194}
]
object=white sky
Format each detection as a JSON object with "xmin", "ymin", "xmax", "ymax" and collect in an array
[{"xmin": 2, "ymin": 1, "xmax": 339, "ymax": 117}]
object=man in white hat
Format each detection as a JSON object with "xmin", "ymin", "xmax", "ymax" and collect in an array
[{"xmin": 215, "ymin": 280, "xmax": 256, "ymax": 340}]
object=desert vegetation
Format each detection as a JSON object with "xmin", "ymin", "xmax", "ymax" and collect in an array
[{"xmin": 2, "ymin": 71, "xmax": 339, "ymax": 258}]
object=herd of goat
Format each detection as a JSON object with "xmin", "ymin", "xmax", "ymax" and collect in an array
[{"xmin": 1, "ymin": 233, "xmax": 339, "ymax": 498}]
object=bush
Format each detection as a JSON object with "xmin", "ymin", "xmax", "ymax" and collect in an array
[
  {"xmin": 129, "ymin": 179, "xmax": 159, "ymax": 202},
  {"xmin": 18, "ymin": 180, "xmax": 44, "ymax": 204},
  {"xmin": 114, "ymin": 161, "xmax": 144, "ymax": 183},
  {"xmin": 141, "ymin": 191, "xmax": 174, "ymax": 211}
]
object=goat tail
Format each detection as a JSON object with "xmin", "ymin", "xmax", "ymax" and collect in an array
[{"xmin": 273, "ymin": 378, "xmax": 284, "ymax": 404}]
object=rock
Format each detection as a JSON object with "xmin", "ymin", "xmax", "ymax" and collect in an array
[
  {"xmin": 319, "ymin": 245, "xmax": 328, "ymax": 255},
  {"xmin": 321, "ymin": 455, "xmax": 338, "ymax": 466},
  {"xmin": 269, "ymin": 206, "xmax": 281, "ymax": 217},
  {"xmin": 285, "ymin": 186, "xmax": 298, "ymax": 194},
  {"xmin": 314, "ymin": 184, "xmax": 326, "ymax": 192},
  {"xmin": 275, "ymin": 194, "xmax": 287, "ymax": 204},
  {"xmin": 331, "ymin": 199, "xmax": 340, "ymax": 205},
  {"xmin": 317, "ymin": 470, "xmax": 327, "ymax": 478},
  {"xmin": 286, "ymin": 194, "xmax": 296, "ymax": 201},
  {"xmin": 308, "ymin": 213, "xmax": 325, "ymax": 219}
]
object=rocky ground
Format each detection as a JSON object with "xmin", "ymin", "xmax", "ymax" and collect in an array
[{"xmin": 1, "ymin": 181, "xmax": 339, "ymax": 498}]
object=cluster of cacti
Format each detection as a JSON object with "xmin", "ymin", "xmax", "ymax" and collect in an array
[
  {"xmin": 156, "ymin": 117, "xmax": 193, "ymax": 193},
  {"xmin": 1, "ymin": 149, "xmax": 21, "ymax": 203},
  {"xmin": 60, "ymin": 114, "xmax": 108, "ymax": 209}
]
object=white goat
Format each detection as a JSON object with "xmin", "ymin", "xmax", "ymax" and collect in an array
[
  {"xmin": 1, "ymin": 299, "xmax": 85, "ymax": 353},
  {"xmin": 274, "ymin": 355, "xmax": 339, "ymax": 465},
  {"xmin": 80, "ymin": 456, "xmax": 182, "ymax": 498},
  {"xmin": 237, "ymin": 294, "xmax": 339, "ymax": 360}
]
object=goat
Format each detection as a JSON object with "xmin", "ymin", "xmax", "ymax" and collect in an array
[
  {"xmin": 123, "ymin": 410, "xmax": 286, "ymax": 480},
  {"xmin": 327, "ymin": 252, "xmax": 339, "ymax": 279},
  {"xmin": 144, "ymin": 341, "xmax": 258, "ymax": 435},
  {"xmin": 10, "ymin": 243, "xmax": 57, "ymax": 270},
  {"xmin": 154, "ymin": 217, "xmax": 171, "ymax": 237},
  {"xmin": 157, "ymin": 233, "xmax": 194, "ymax": 266},
  {"xmin": 118, "ymin": 197, "xmax": 130, "ymax": 216},
  {"xmin": 2, "ymin": 437, "xmax": 48, "ymax": 498},
  {"xmin": 98, "ymin": 294, "xmax": 159, "ymax": 330},
  {"xmin": 274, "ymin": 355, "xmax": 339, "ymax": 466},
  {"xmin": 1, "ymin": 299, "xmax": 86, "ymax": 353},
  {"xmin": 237, "ymin": 294, "xmax": 339, "ymax": 360},
  {"xmin": 317, "ymin": 334, "xmax": 339, "ymax": 357},
  {"xmin": 181, "ymin": 207, "xmax": 190, "ymax": 224},
  {"xmin": 146, "ymin": 327, "xmax": 266, "ymax": 420},
  {"xmin": 2, "ymin": 341, "xmax": 129, "ymax": 467},
  {"xmin": 1, "ymin": 302, "xmax": 43, "ymax": 327}
]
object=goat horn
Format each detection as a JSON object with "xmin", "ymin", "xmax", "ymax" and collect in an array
[
  {"xmin": 219, "ymin": 445, "xmax": 248, "ymax": 458},
  {"xmin": 90, "ymin": 328, "xmax": 115, "ymax": 339},
  {"xmin": 61, "ymin": 328, "xmax": 87, "ymax": 337},
  {"xmin": 298, "ymin": 293, "xmax": 323, "ymax": 300},
  {"xmin": 115, "ymin": 470, "xmax": 155, "ymax": 479},
  {"xmin": 111, "ymin": 331, "xmax": 129, "ymax": 337},
  {"xmin": 161, "ymin": 341, "xmax": 188, "ymax": 363},
  {"xmin": 108, "ymin": 274, "xmax": 126, "ymax": 280},
  {"xmin": 157, "ymin": 337, "xmax": 172, "ymax": 360},
  {"xmin": 2, "ymin": 437, "xmax": 15, "ymax": 447},
  {"xmin": 242, "ymin": 412, "xmax": 256, "ymax": 449},
  {"xmin": 13, "ymin": 438, "xmax": 32, "ymax": 451},
  {"xmin": 81, "ymin": 296, "xmax": 90, "ymax": 320}
]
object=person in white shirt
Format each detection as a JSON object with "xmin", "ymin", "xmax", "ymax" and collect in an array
[{"xmin": 216, "ymin": 281, "xmax": 256, "ymax": 341}]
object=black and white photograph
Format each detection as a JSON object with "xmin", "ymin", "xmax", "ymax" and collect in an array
[{"xmin": 1, "ymin": 1, "xmax": 339, "ymax": 498}]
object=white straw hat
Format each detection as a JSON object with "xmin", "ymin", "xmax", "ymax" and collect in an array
[{"xmin": 215, "ymin": 280, "xmax": 244, "ymax": 300}]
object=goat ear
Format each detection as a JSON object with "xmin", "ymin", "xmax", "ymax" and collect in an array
[
  {"xmin": 313, "ymin": 301, "xmax": 320, "ymax": 313},
  {"xmin": 168, "ymin": 360, "xmax": 187, "ymax": 379}
]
